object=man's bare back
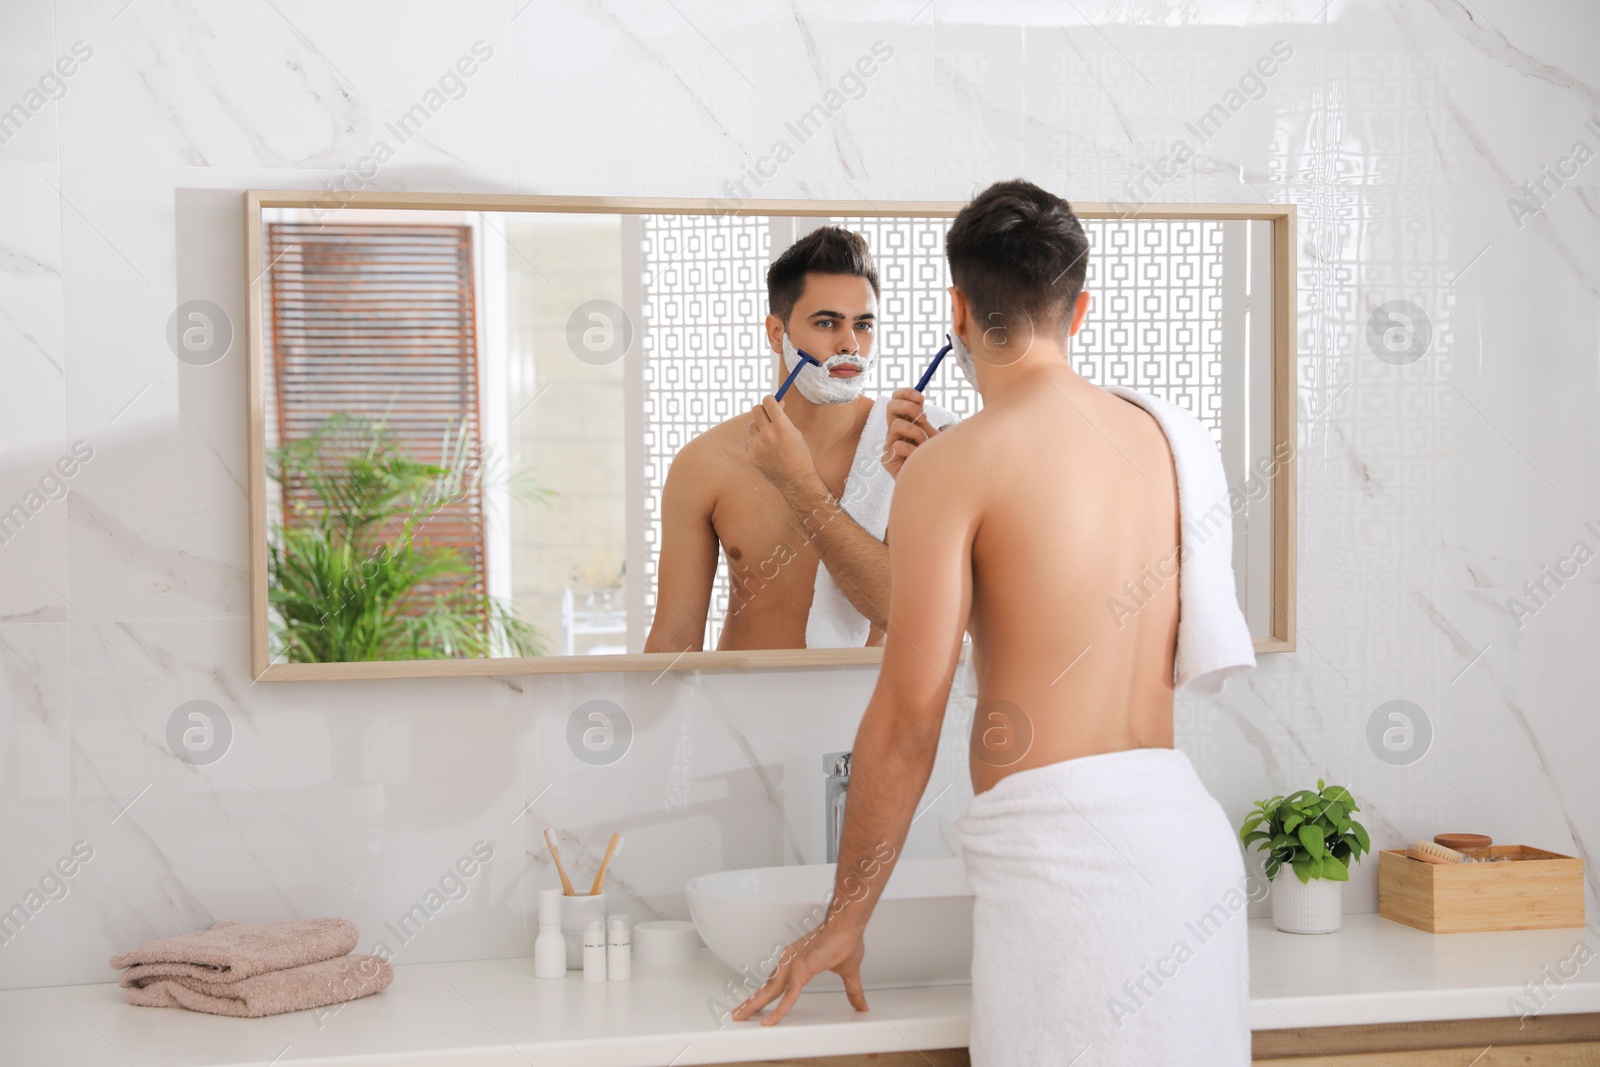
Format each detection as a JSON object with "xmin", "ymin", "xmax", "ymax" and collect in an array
[
  {"xmin": 886, "ymin": 361, "xmax": 1181, "ymax": 796},
  {"xmin": 647, "ymin": 396, "xmax": 877, "ymax": 651}
]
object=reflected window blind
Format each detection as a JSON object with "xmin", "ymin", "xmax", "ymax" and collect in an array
[{"xmin": 266, "ymin": 221, "xmax": 487, "ymax": 604}]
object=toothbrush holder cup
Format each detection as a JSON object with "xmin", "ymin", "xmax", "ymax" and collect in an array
[{"xmin": 559, "ymin": 892, "xmax": 607, "ymax": 969}]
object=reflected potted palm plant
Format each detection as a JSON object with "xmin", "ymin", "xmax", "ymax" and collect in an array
[{"xmin": 267, "ymin": 412, "xmax": 551, "ymax": 662}]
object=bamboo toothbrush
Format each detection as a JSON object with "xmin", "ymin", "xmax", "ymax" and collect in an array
[
  {"xmin": 590, "ymin": 833, "xmax": 623, "ymax": 895},
  {"xmin": 544, "ymin": 828, "xmax": 576, "ymax": 895}
]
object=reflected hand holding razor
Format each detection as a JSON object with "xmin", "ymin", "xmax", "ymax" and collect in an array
[
  {"xmin": 773, "ymin": 348, "xmax": 821, "ymax": 401},
  {"xmin": 914, "ymin": 334, "xmax": 954, "ymax": 393}
]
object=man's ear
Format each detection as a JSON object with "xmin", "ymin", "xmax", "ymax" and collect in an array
[
  {"xmin": 1067, "ymin": 291, "xmax": 1091, "ymax": 338},
  {"xmin": 948, "ymin": 287, "xmax": 970, "ymax": 344},
  {"xmin": 765, "ymin": 313, "xmax": 785, "ymax": 354}
]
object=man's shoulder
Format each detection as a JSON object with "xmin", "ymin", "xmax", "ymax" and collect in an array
[
  {"xmin": 676, "ymin": 415, "xmax": 746, "ymax": 459},
  {"xmin": 1098, "ymin": 383, "xmax": 1220, "ymax": 472},
  {"xmin": 1098, "ymin": 384, "xmax": 1204, "ymax": 437},
  {"xmin": 888, "ymin": 416, "xmax": 988, "ymax": 535},
  {"xmin": 898, "ymin": 408, "xmax": 987, "ymax": 480},
  {"xmin": 666, "ymin": 420, "xmax": 749, "ymax": 496}
]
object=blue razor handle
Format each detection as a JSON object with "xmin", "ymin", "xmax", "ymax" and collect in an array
[
  {"xmin": 774, "ymin": 348, "xmax": 821, "ymax": 401},
  {"xmin": 915, "ymin": 334, "xmax": 954, "ymax": 393}
]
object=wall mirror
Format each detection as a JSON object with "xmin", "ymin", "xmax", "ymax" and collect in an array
[{"xmin": 245, "ymin": 192, "xmax": 1295, "ymax": 680}]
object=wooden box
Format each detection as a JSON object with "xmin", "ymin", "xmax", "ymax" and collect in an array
[{"xmin": 1378, "ymin": 845, "xmax": 1585, "ymax": 933}]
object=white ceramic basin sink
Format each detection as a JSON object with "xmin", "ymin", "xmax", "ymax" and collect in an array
[{"xmin": 686, "ymin": 856, "xmax": 972, "ymax": 991}]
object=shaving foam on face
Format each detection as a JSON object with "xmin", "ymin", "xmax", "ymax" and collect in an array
[
  {"xmin": 780, "ymin": 332, "xmax": 875, "ymax": 405},
  {"xmin": 948, "ymin": 328, "xmax": 978, "ymax": 389}
]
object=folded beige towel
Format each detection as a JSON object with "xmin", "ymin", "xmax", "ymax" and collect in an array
[
  {"xmin": 123, "ymin": 953, "xmax": 393, "ymax": 1018},
  {"xmin": 111, "ymin": 918, "xmax": 358, "ymax": 986}
]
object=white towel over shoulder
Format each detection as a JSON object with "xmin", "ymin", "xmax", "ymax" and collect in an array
[
  {"xmin": 1105, "ymin": 385, "xmax": 1256, "ymax": 694},
  {"xmin": 805, "ymin": 395, "xmax": 958, "ymax": 648}
]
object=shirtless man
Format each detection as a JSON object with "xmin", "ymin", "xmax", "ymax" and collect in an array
[
  {"xmin": 733, "ymin": 182, "xmax": 1253, "ymax": 1063},
  {"xmin": 645, "ymin": 226, "xmax": 942, "ymax": 653}
]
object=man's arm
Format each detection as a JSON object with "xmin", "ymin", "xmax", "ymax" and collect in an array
[
  {"xmin": 747, "ymin": 396, "xmax": 892, "ymax": 630},
  {"xmin": 732, "ymin": 436, "xmax": 975, "ymax": 1025},
  {"xmin": 643, "ymin": 444, "xmax": 719, "ymax": 653},
  {"xmin": 773, "ymin": 473, "xmax": 891, "ymax": 630},
  {"xmin": 821, "ymin": 435, "xmax": 974, "ymax": 932}
]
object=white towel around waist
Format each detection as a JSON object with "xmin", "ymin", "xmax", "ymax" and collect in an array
[
  {"xmin": 952, "ymin": 747, "xmax": 1253, "ymax": 1066},
  {"xmin": 805, "ymin": 395, "xmax": 958, "ymax": 648}
]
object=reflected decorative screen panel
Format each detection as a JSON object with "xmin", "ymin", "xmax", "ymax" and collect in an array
[{"xmin": 639, "ymin": 215, "xmax": 771, "ymax": 647}]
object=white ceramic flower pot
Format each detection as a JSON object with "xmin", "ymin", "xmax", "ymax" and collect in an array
[{"xmin": 1271, "ymin": 872, "xmax": 1342, "ymax": 933}]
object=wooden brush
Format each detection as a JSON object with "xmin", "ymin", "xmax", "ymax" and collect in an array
[
  {"xmin": 544, "ymin": 828, "xmax": 576, "ymax": 895},
  {"xmin": 590, "ymin": 833, "xmax": 622, "ymax": 895},
  {"xmin": 1406, "ymin": 838, "xmax": 1472, "ymax": 864}
]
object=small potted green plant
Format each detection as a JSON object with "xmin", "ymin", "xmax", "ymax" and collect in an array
[{"xmin": 1239, "ymin": 779, "xmax": 1370, "ymax": 934}]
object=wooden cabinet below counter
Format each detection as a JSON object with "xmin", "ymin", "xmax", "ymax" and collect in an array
[{"xmin": 726, "ymin": 1012, "xmax": 1600, "ymax": 1066}]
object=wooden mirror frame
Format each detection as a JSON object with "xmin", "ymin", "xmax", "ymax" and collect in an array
[{"xmin": 245, "ymin": 191, "xmax": 1296, "ymax": 681}]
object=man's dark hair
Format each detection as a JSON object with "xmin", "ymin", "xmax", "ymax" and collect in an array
[
  {"xmin": 766, "ymin": 226, "xmax": 879, "ymax": 325},
  {"xmin": 945, "ymin": 179, "xmax": 1090, "ymax": 338}
]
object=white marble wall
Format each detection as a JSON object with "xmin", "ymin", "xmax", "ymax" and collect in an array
[{"xmin": 1, "ymin": 0, "xmax": 1596, "ymax": 990}]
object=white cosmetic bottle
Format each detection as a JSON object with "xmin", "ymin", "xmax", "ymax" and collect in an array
[
  {"xmin": 607, "ymin": 914, "xmax": 631, "ymax": 981},
  {"xmin": 583, "ymin": 918, "xmax": 608, "ymax": 982},
  {"xmin": 534, "ymin": 888, "xmax": 567, "ymax": 979}
]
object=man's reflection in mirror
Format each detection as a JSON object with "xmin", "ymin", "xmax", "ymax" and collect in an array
[{"xmin": 646, "ymin": 226, "xmax": 957, "ymax": 653}]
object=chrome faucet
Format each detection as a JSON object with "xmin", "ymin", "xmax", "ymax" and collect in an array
[{"xmin": 823, "ymin": 751, "xmax": 851, "ymax": 863}]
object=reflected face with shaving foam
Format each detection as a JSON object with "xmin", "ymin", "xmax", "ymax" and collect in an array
[{"xmin": 771, "ymin": 273, "xmax": 878, "ymax": 403}]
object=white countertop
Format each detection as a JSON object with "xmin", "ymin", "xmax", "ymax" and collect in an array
[
  {"xmin": 6, "ymin": 915, "xmax": 1597, "ymax": 1066},
  {"xmin": 1245, "ymin": 913, "xmax": 1599, "ymax": 1030}
]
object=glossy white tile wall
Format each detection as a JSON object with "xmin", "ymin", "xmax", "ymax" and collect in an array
[{"xmin": 1, "ymin": 0, "xmax": 1595, "ymax": 990}]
